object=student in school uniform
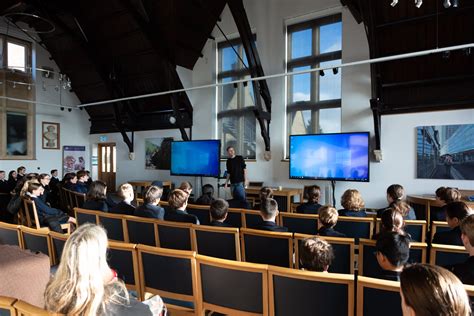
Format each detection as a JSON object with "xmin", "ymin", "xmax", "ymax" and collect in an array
[
  {"xmin": 255, "ymin": 198, "xmax": 288, "ymax": 232},
  {"xmin": 338, "ymin": 189, "xmax": 367, "ymax": 217},
  {"xmin": 73, "ymin": 170, "xmax": 90, "ymax": 194},
  {"xmin": 297, "ymin": 185, "xmax": 323, "ymax": 214},
  {"xmin": 317, "ymin": 206, "xmax": 346, "ymax": 238},
  {"xmin": 299, "ymin": 237, "xmax": 334, "ymax": 272},
  {"xmin": 165, "ymin": 189, "xmax": 199, "ymax": 224},
  {"xmin": 111, "ymin": 183, "xmax": 136, "ymax": 216},
  {"xmin": 374, "ymin": 232, "xmax": 410, "ymax": 281},
  {"xmin": 209, "ymin": 198, "xmax": 231, "ymax": 227},
  {"xmin": 448, "ymin": 214, "xmax": 474, "ymax": 285},
  {"xmin": 432, "ymin": 187, "xmax": 463, "ymax": 222},
  {"xmin": 82, "ymin": 181, "xmax": 110, "ymax": 212},
  {"xmin": 432, "ymin": 201, "xmax": 471, "ymax": 246},
  {"xmin": 377, "ymin": 184, "xmax": 416, "ymax": 220},
  {"xmin": 134, "ymin": 186, "xmax": 164, "ymax": 220}
]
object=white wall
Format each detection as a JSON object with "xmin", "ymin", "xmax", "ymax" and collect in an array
[
  {"xmin": 90, "ymin": 0, "xmax": 473, "ymax": 206},
  {"xmin": 0, "ymin": 23, "xmax": 91, "ymax": 177}
]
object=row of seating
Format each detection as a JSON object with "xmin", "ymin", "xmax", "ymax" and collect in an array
[{"xmin": 0, "ymin": 296, "xmax": 52, "ymax": 316}]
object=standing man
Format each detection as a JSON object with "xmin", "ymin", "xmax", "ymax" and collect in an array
[{"xmin": 224, "ymin": 146, "xmax": 248, "ymax": 200}]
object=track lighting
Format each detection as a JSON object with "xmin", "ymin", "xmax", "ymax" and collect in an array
[
  {"xmin": 442, "ymin": 51, "xmax": 451, "ymax": 59},
  {"xmin": 13, "ymin": 82, "xmax": 16, "ymax": 88},
  {"xmin": 27, "ymin": 85, "xmax": 31, "ymax": 90},
  {"xmin": 464, "ymin": 48, "xmax": 471, "ymax": 56},
  {"xmin": 452, "ymin": 0, "xmax": 459, "ymax": 7},
  {"xmin": 332, "ymin": 68, "xmax": 339, "ymax": 75},
  {"xmin": 390, "ymin": 0, "xmax": 398, "ymax": 7},
  {"xmin": 60, "ymin": 107, "xmax": 64, "ymax": 111},
  {"xmin": 68, "ymin": 108, "xmax": 72, "ymax": 112},
  {"xmin": 415, "ymin": 0, "xmax": 423, "ymax": 8},
  {"xmin": 319, "ymin": 70, "xmax": 325, "ymax": 77}
]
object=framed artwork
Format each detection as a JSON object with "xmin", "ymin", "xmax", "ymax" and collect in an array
[
  {"xmin": 42, "ymin": 122, "xmax": 60, "ymax": 149},
  {"xmin": 417, "ymin": 124, "xmax": 474, "ymax": 180},
  {"xmin": 63, "ymin": 146, "xmax": 86, "ymax": 174},
  {"xmin": 145, "ymin": 137, "xmax": 173, "ymax": 170}
]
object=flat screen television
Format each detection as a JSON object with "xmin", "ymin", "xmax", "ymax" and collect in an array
[
  {"xmin": 171, "ymin": 140, "xmax": 221, "ymax": 177},
  {"xmin": 289, "ymin": 132, "xmax": 370, "ymax": 182}
]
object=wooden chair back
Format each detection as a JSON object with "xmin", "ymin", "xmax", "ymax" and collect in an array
[
  {"xmin": 241, "ymin": 209, "xmax": 266, "ymax": 229},
  {"xmin": 125, "ymin": 215, "xmax": 159, "ymax": 246},
  {"xmin": 226, "ymin": 207, "xmax": 244, "ymax": 228},
  {"xmin": 49, "ymin": 231, "xmax": 69, "ymax": 265},
  {"xmin": 375, "ymin": 218, "xmax": 427, "ymax": 242},
  {"xmin": 22, "ymin": 198, "xmax": 41, "ymax": 229},
  {"xmin": 186, "ymin": 204, "xmax": 211, "ymax": 226},
  {"xmin": 0, "ymin": 222, "xmax": 22, "ymax": 247},
  {"xmin": 356, "ymin": 276, "xmax": 401, "ymax": 316},
  {"xmin": 431, "ymin": 221, "xmax": 450, "ymax": 243},
  {"xmin": 279, "ymin": 212, "xmax": 318, "ymax": 235},
  {"xmin": 0, "ymin": 296, "xmax": 16, "ymax": 315},
  {"xmin": 334, "ymin": 216, "xmax": 375, "ymax": 240},
  {"xmin": 70, "ymin": 190, "xmax": 86, "ymax": 209},
  {"xmin": 192, "ymin": 225, "xmax": 241, "ymax": 261},
  {"xmin": 13, "ymin": 299, "xmax": 60, "ymax": 315},
  {"xmin": 107, "ymin": 241, "xmax": 142, "ymax": 300},
  {"xmin": 156, "ymin": 221, "xmax": 193, "ymax": 251},
  {"xmin": 74, "ymin": 207, "xmax": 99, "ymax": 225},
  {"xmin": 97, "ymin": 212, "xmax": 127, "ymax": 242},
  {"xmin": 429, "ymin": 244, "xmax": 469, "ymax": 266},
  {"xmin": 19, "ymin": 226, "xmax": 54, "ymax": 266}
]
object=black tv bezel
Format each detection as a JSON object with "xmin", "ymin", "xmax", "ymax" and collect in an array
[
  {"xmin": 170, "ymin": 139, "xmax": 221, "ymax": 178},
  {"xmin": 289, "ymin": 131, "xmax": 370, "ymax": 182}
]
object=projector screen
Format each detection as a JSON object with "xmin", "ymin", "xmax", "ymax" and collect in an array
[
  {"xmin": 289, "ymin": 132, "xmax": 370, "ymax": 182},
  {"xmin": 171, "ymin": 140, "xmax": 221, "ymax": 177}
]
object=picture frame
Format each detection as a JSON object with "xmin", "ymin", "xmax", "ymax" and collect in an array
[{"xmin": 42, "ymin": 122, "xmax": 60, "ymax": 150}]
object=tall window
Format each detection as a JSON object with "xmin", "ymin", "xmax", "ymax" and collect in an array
[
  {"xmin": 217, "ymin": 37, "xmax": 256, "ymax": 159},
  {"xmin": 0, "ymin": 35, "xmax": 35, "ymax": 159},
  {"xmin": 286, "ymin": 14, "xmax": 342, "ymax": 152}
]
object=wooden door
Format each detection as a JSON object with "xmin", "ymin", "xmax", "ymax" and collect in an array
[{"xmin": 98, "ymin": 143, "xmax": 116, "ymax": 192}]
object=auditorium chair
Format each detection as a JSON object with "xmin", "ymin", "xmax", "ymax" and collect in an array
[
  {"xmin": 430, "ymin": 221, "xmax": 450, "ymax": 243},
  {"xmin": 406, "ymin": 195, "xmax": 429, "ymax": 221},
  {"xmin": 192, "ymin": 225, "xmax": 241, "ymax": 261},
  {"xmin": 20, "ymin": 226, "xmax": 54, "ymax": 266},
  {"xmin": 240, "ymin": 228, "xmax": 293, "ymax": 268},
  {"xmin": 125, "ymin": 216, "xmax": 158, "ymax": 246},
  {"xmin": 137, "ymin": 245, "xmax": 198, "ymax": 314},
  {"xmin": 107, "ymin": 241, "xmax": 142, "ymax": 300},
  {"xmin": 293, "ymin": 233, "xmax": 355, "ymax": 274},
  {"xmin": 49, "ymin": 231, "xmax": 68, "ymax": 265},
  {"xmin": 0, "ymin": 222, "xmax": 22, "ymax": 247},
  {"xmin": 97, "ymin": 212, "xmax": 126, "ymax": 242},
  {"xmin": 241, "ymin": 209, "xmax": 266, "ymax": 229},
  {"xmin": 23, "ymin": 199, "xmax": 69, "ymax": 233},
  {"xmin": 429, "ymin": 244, "xmax": 468, "ymax": 266},
  {"xmin": 268, "ymin": 266, "xmax": 354, "ymax": 316},
  {"xmin": 279, "ymin": 212, "xmax": 319, "ymax": 235},
  {"xmin": 13, "ymin": 298, "xmax": 55, "ymax": 316},
  {"xmin": 0, "ymin": 296, "xmax": 16, "ymax": 315},
  {"xmin": 356, "ymin": 276, "xmax": 401, "ymax": 316},
  {"xmin": 375, "ymin": 218, "xmax": 427, "ymax": 242},
  {"xmin": 69, "ymin": 190, "xmax": 86, "ymax": 209},
  {"xmin": 186, "ymin": 204, "xmax": 211, "ymax": 226},
  {"xmin": 334, "ymin": 216, "xmax": 374, "ymax": 240},
  {"xmin": 196, "ymin": 254, "xmax": 268, "ymax": 315},
  {"xmin": 225, "ymin": 208, "xmax": 244, "ymax": 228},
  {"xmin": 74, "ymin": 207, "xmax": 99, "ymax": 225},
  {"xmin": 156, "ymin": 221, "xmax": 193, "ymax": 251}
]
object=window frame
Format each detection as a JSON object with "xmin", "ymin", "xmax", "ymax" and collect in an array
[
  {"xmin": 217, "ymin": 35, "xmax": 257, "ymax": 160},
  {"xmin": 286, "ymin": 14, "xmax": 342, "ymax": 157},
  {"xmin": 0, "ymin": 34, "xmax": 35, "ymax": 160}
]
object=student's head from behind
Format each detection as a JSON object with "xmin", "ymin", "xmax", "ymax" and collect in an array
[
  {"xmin": 381, "ymin": 208, "xmax": 405, "ymax": 234},
  {"xmin": 387, "ymin": 184, "xmax": 405, "ymax": 204},
  {"xmin": 76, "ymin": 170, "xmax": 89, "ymax": 182},
  {"xmin": 341, "ymin": 189, "xmax": 365, "ymax": 211},
  {"xmin": 437, "ymin": 187, "xmax": 462, "ymax": 204},
  {"xmin": 307, "ymin": 185, "xmax": 321, "ymax": 204},
  {"xmin": 318, "ymin": 206, "xmax": 338, "ymax": 229},
  {"xmin": 86, "ymin": 181, "xmax": 107, "ymax": 201},
  {"xmin": 178, "ymin": 181, "xmax": 193, "ymax": 195},
  {"xmin": 445, "ymin": 201, "xmax": 471, "ymax": 228},
  {"xmin": 168, "ymin": 189, "xmax": 188, "ymax": 210},
  {"xmin": 375, "ymin": 232, "xmax": 410, "ymax": 271},
  {"xmin": 299, "ymin": 237, "xmax": 334, "ymax": 272},
  {"xmin": 44, "ymin": 223, "xmax": 129, "ymax": 315},
  {"xmin": 260, "ymin": 198, "xmax": 279, "ymax": 221},
  {"xmin": 460, "ymin": 213, "xmax": 474, "ymax": 251},
  {"xmin": 118, "ymin": 183, "xmax": 135, "ymax": 202},
  {"xmin": 210, "ymin": 198, "xmax": 229, "ymax": 222},
  {"xmin": 435, "ymin": 186, "xmax": 447, "ymax": 200},
  {"xmin": 400, "ymin": 264, "xmax": 471, "ymax": 316},
  {"xmin": 144, "ymin": 185, "xmax": 163, "ymax": 205},
  {"xmin": 259, "ymin": 186, "xmax": 273, "ymax": 201}
]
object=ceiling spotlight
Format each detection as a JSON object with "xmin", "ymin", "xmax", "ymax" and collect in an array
[
  {"xmin": 443, "ymin": 0, "xmax": 451, "ymax": 8},
  {"xmin": 442, "ymin": 50, "xmax": 451, "ymax": 59},
  {"xmin": 233, "ymin": 83, "xmax": 238, "ymax": 89},
  {"xmin": 415, "ymin": 0, "xmax": 423, "ymax": 8},
  {"xmin": 390, "ymin": 0, "xmax": 398, "ymax": 7},
  {"xmin": 13, "ymin": 82, "xmax": 16, "ymax": 88},
  {"xmin": 60, "ymin": 107, "xmax": 65, "ymax": 111},
  {"xmin": 243, "ymin": 81, "xmax": 248, "ymax": 87},
  {"xmin": 27, "ymin": 85, "xmax": 31, "ymax": 90},
  {"xmin": 68, "ymin": 108, "xmax": 72, "ymax": 112},
  {"xmin": 319, "ymin": 70, "xmax": 325, "ymax": 77},
  {"xmin": 169, "ymin": 116, "xmax": 176, "ymax": 124},
  {"xmin": 42, "ymin": 82, "xmax": 47, "ymax": 91},
  {"xmin": 45, "ymin": 71, "xmax": 50, "ymax": 78},
  {"xmin": 464, "ymin": 47, "xmax": 471, "ymax": 56},
  {"xmin": 332, "ymin": 68, "xmax": 339, "ymax": 75},
  {"xmin": 79, "ymin": 107, "xmax": 83, "ymax": 111},
  {"xmin": 452, "ymin": 0, "xmax": 459, "ymax": 7}
]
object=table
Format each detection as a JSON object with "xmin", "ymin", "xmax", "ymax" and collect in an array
[
  {"xmin": 245, "ymin": 186, "xmax": 303, "ymax": 212},
  {"xmin": 129, "ymin": 180, "xmax": 172, "ymax": 198},
  {"xmin": 407, "ymin": 194, "xmax": 474, "ymax": 221}
]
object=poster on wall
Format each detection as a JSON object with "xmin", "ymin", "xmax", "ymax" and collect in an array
[
  {"xmin": 145, "ymin": 137, "xmax": 173, "ymax": 170},
  {"xmin": 42, "ymin": 122, "xmax": 60, "ymax": 149},
  {"xmin": 63, "ymin": 146, "xmax": 87, "ymax": 174},
  {"xmin": 416, "ymin": 124, "xmax": 474, "ymax": 180}
]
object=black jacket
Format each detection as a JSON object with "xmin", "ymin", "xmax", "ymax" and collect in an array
[
  {"xmin": 165, "ymin": 209, "xmax": 200, "ymax": 224},
  {"xmin": 449, "ymin": 256, "xmax": 474, "ymax": 285},
  {"xmin": 256, "ymin": 220, "xmax": 288, "ymax": 232},
  {"xmin": 296, "ymin": 202, "xmax": 322, "ymax": 215},
  {"xmin": 83, "ymin": 200, "xmax": 109, "ymax": 212},
  {"xmin": 111, "ymin": 201, "xmax": 136, "ymax": 216},
  {"xmin": 134, "ymin": 203, "xmax": 164, "ymax": 220},
  {"xmin": 210, "ymin": 220, "xmax": 232, "ymax": 227},
  {"xmin": 318, "ymin": 226, "xmax": 346, "ymax": 238},
  {"xmin": 376, "ymin": 269, "xmax": 401, "ymax": 282},
  {"xmin": 432, "ymin": 226, "xmax": 463, "ymax": 246}
]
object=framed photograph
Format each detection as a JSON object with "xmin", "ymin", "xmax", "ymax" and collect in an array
[
  {"xmin": 42, "ymin": 122, "xmax": 60, "ymax": 149},
  {"xmin": 145, "ymin": 137, "xmax": 173, "ymax": 170}
]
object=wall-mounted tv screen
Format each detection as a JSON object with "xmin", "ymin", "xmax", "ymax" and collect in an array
[
  {"xmin": 171, "ymin": 140, "xmax": 221, "ymax": 177},
  {"xmin": 289, "ymin": 132, "xmax": 370, "ymax": 182}
]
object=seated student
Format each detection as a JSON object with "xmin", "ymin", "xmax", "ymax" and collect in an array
[
  {"xmin": 195, "ymin": 184, "xmax": 216, "ymax": 205},
  {"xmin": 73, "ymin": 170, "xmax": 89, "ymax": 194},
  {"xmin": 299, "ymin": 237, "xmax": 334, "ymax": 272},
  {"xmin": 45, "ymin": 224, "xmax": 161, "ymax": 315},
  {"xmin": 373, "ymin": 208, "xmax": 406, "ymax": 240},
  {"xmin": 25, "ymin": 181, "xmax": 76, "ymax": 232},
  {"xmin": 0, "ymin": 170, "xmax": 11, "ymax": 221},
  {"xmin": 178, "ymin": 181, "xmax": 193, "ymax": 201},
  {"xmin": 165, "ymin": 189, "xmax": 199, "ymax": 224},
  {"xmin": 297, "ymin": 185, "xmax": 322, "ymax": 214},
  {"xmin": 433, "ymin": 187, "xmax": 463, "ymax": 221},
  {"xmin": 111, "ymin": 183, "xmax": 136, "ymax": 216},
  {"xmin": 448, "ymin": 214, "xmax": 474, "ymax": 284},
  {"xmin": 253, "ymin": 186, "xmax": 274, "ymax": 210},
  {"xmin": 17, "ymin": 166, "xmax": 26, "ymax": 180},
  {"xmin": 433, "ymin": 201, "xmax": 471, "ymax": 246},
  {"xmin": 61, "ymin": 172, "xmax": 77, "ymax": 191},
  {"xmin": 338, "ymin": 189, "xmax": 367, "ymax": 217},
  {"xmin": 134, "ymin": 186, "xmax": 164, "ymax": 220},
  {"xmin": 82, "ymin": 181, "xmax": 109, "ymax": 212},
  {"xmin": 400, "ymin": 264, "xmax": 471, "ymax": 316},
  {"xmin": 374, "ymin": 232, "xmax": 410, "ymax": 281},
  {"xmin": 209, "ymin": 198, "xmax": 231, "ymax": 227},
  {"xmin": 256, "ymin": 198, "xmax": 288, "ymax": 232},
  {"xmin": 227, "ymin": 185, "xmax": 251, "ymax": 209},
  {"xmin": 317, "ymin": 206, "xmax": 346, "ymax": 237},
  {"xmin": 377, "ymin": 184, "xmax": 416, "ymax": 219}
]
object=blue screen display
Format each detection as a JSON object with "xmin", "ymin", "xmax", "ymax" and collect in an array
[
  {"xmin": 289, "ymin": 132, "xmax": 369, "ymax": 182},
  {"xmin": 171, "ymin": 140, "xmax": 221, "ymax": 177}
]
